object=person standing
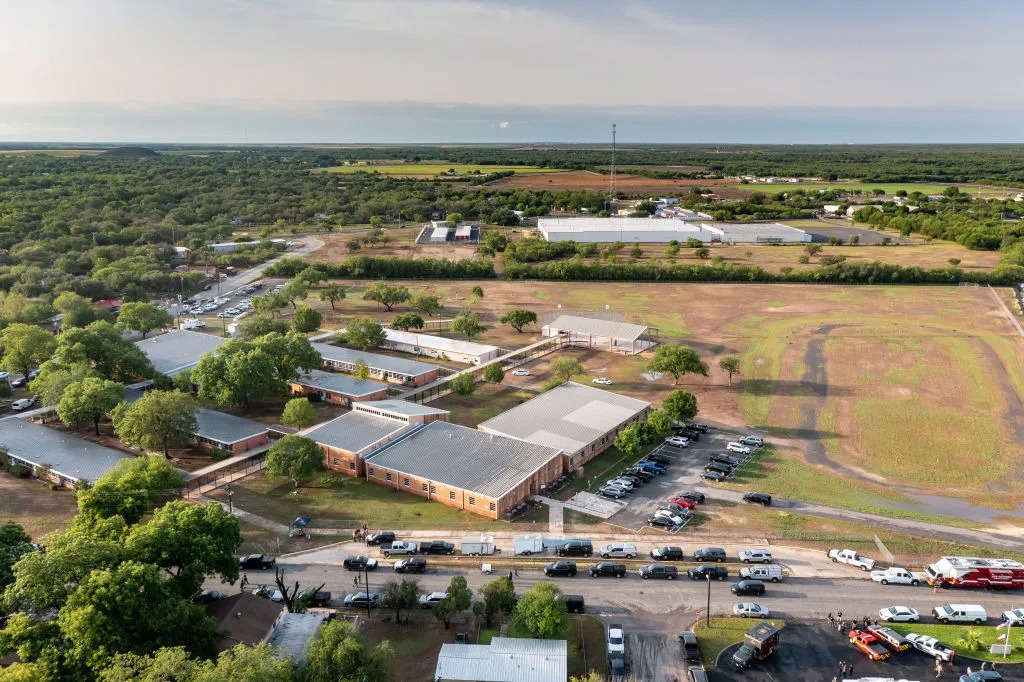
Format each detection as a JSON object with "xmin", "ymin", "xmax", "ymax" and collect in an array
[{"xmin": 935, "ymin": 660, "xmax": 943, "ymax": 678}]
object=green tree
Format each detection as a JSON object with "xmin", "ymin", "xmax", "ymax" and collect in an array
[
  {"xmin": 646, "ymin": 408, "xmax": 673, "ymax": 438},
  {"xmin": 510, "ymin": 582, "xmax": 567, "ymax": 639},
  {"xmin": 434, "ymin": 575, "xmax": 472, "ymax": 629},
  {"xmin": 470, "ymin": 285, "xmax": 484, "ymax": 301},
  {"xmin": 319, "ymin": 285, "xmax": 347, "ymax": 310},
  {"xmin": 718, "ymin": 356, "xmax": 741, "ymax": 385},
  {"xmin": 362, "ymin": 282, "xmax": 410, "ymax": 312},
  {"xmin": 296, "ymin": 266, "xmax": 326, "ymax": 287},
  {"xmin": 58, "ymin": 560, "xmax": 215, "ymax": 673},
  {"xmin": 251, "ymin": 292, "xmax": 289, "ymax": 317},
  {"xmin": 99, "ymin": 646, "xmax": 202, "ymax": 682},
  {"xmin": 0, "ymin": 521, "xmax": 33, "ymax": 592},
  {"xmin": 614, "ymin": 423, "xmax": 643, "ymax": 456},
  {"xmin": 956, "ymin": 629, "xmax": 984, "ymax": 652},
  {"xmin": 252, "ymin": 331, "xmax": 321, "ymax": 382},
  {"xmin": 804, "ymin": 243, "xmax": 823, "ymax": 256},
  {"xmin": 117, "ymin": 302, "xmax": 173, "ymax": 340},
  {"xmin": 647, "ymin": 344, "xmax": 708, "ymax": 385},
  {"xmin": 449, "ymin": 372, "xmax": 476, "ymax": 396},
  {"xmin": 279, "ymin": 279, "xmax": 309, "ymax": 309},
  {"xmin": 195, "ymin": 643, "xmax": 298, "ymax": 682},
  {"xmin": 55, "ymin": 321, "xmax": 153, "ymax": 381},
  {"xmin": 53, "ymin": 291, "xmax": 97, "ymax": 328},
  {"xmin": 482, "ymin": 363, "xmax": 504, "ymax": 384},
  {"xmin": 353, "ymin": 358, "xmax": 370, "ymax": 381},
  {"xmin": 123, "ymin": 500, "xmax": 241, "ymax": 599},
  {"xmin": 409, "ymin": 292, "xmax": 443, "ymax": 318},
  {"xmin": 550, "ymin": 357, "xmax": 585, "ymax": 382},
  {"xmin": 111, "ymin": 390, "xmax": 198, "ymax": 458},
  {"xmin": 666, "ymin": 241, "xmax": 680, "ymax": 258},
  {"xmin": 281, "ymin": 397, "xmax": 317, "ymax": 427},
  {"xmin": 695, "ymin": 247, "xmax": 710, "ymax": 259},
  {"xmin": 264, "ymin": 435, "xmax": 324, "ymax": 488},
  {"xmin": 57, "ymin": 377, "xmax": 125, "ymax": 435},
  {"xmin": 447, "ymin": 213, "xmax": 464, "ymax": 225},
  {"xmin": 662, "ymin": 390, "xmax": 698, "ymax": 422},
  {"xmin": 191, "ymin": 343, "xmax": 279, "ymax": 408},
  {"xmin": 292, "ymin": 306, "xmax": 322, "ymax": 333},
  {"xmin": 477, "ymin": 576, "xmax": 516, "ymax": 628},
  {"xmin": 0, "ymin": 323, "xmax": 57, "ymax": 381},
  {"xmin": 381, "ymin": 578, "xmax": 420, "ymax": 623},
  {"xmin": 345, "ymin": 317, "xmax": 386, "ymax": 350},
  {"xmin": 29, "ymin": 361, "xmax": 96, "ymax": 406},
  {"xmin": 451, "ymin": 310, "xmax": 486, "ymax": 339},
  {"xmin": 389, "ymin": 313, "xmax": 425, "ymax": 331},
  {"xmin": 499, "ymin": 308, "xmax": 537, "ymax": 333},
  {"xmin": 629, "ymin": 243, "xmax": 642, "ymax": 258},
  {"xmin": 238, "ymin": 314, "xmax": 290, "ymax": 340},
  {"xmin": 304, "ymin": 619, "xmax": 392, "ymax": 682}
]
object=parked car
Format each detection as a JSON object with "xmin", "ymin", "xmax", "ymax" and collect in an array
[
  {"xmin": 743, "ymin": 492, "xmax": 772, "ymax": 506},
  {"xmin": 658, "ymin": 502, "xmax": 691, "ymax": 516},
  {"xmin": 394, "ymin": 558, "xmax": 427, "ymax": 574},
  {"xmin": 606, "ymin": 478, "xmax": 634, "ymax": 491},
  {"xmin": 343, "ymin": 592, "xmax": 379, "ymax": 608},
  {"xmin": 689, "ymin": 565, "xmax": 729, "ymax": 581},
  {"xmin": 418, "ymin": 541, "xmax": 455, "ymax": 555},
  {"xmin": 738, "ymin": 549, "xmax": 773, "ymax": 564},
  {"xmin": 637, "ymin": 461, "xmax": 666, "ymax": 474},
  {"xmin": 342, "ymin": 556, "xmax": 379, "ymax": 571},
  {"xmin": 733, "ymin": 602, "xmax": 770, "ymax": 618},
  {"xmin": 192, "ymin": 589, "xmax": 228, "ymax": 604},
  {"xmin": 557, "ymin": 594, "xmax": 585, "ymax": 613},
  {"xmin": 690, "ymin": 423, "xmax": 710, "ymax": 432},
  {"xmin": 704, "ymin": 462, "xmax": 733, "ymax": 476},
  {"xmin": 905, "ymin": 633, "xmax": 955, "ymax": 661},
  {"xmin": 709, "ymin": 453, "xmax": 741, "ymax": 467},
  {"xmin": 382, "ymin": 541, "xmax": 418, "ymax": 557},
  {"xmin": 616, "ymin": 474, "xmax": 645, "ymax": 487},
  {"xmin": 418, "ymin": 592, "xmax": 448, "ymax": 608},
  {"xmin": 592, "ymin": 377, "xmax": 613, "ymax": 385},
  {"xmin": 11, "ymin": 398, "xmax": 35, "ymax": 411},
  {"xmin": 238, "ymin": 554, "xmax": 276, "ymax": 570},
  {"xmin": 871, "ymin": 567, "xmax": 920, "ymax": 586},
  {"xmin": 9, "ymin": 376, "xmax": 26, "ymax": 388},
  {"xmin": 666, "ymin": 497, "xmax": 696, "ymax": 509},
  {"xmin": 607, "ymin": 624, "xmax": 625, "ymax": 654},
  {"xmin": 740, "ymin": 436, "xmax": 764, "ymax": 446},
  {"xmin": 679, "ymin": 630, "xmax": 701, "ymax": 663},
  {"xmin": 959, "ymin": 672, "xmax": 1003, "ymax": 682},
  {"xmin": 589, "ymin": 562, "xmax": 627, "ymax": 578},
  {"xmin": 645, "ymin": 452, "xmax": 674, "ymax": 465},
  {"xmin": 297, "ymin": 589, "xmax": 332, "ymax": 607},
  {"xmin": 726, "ymin": 442, "xmax": 752, "ymax": 455},
  {"xmin": 648, "ymin": 515, "xmax": 676, "ymax": 528},
  {"xmin": 677, "ymin": 490, "xmax": 706, "ymax": 504},
  {"xmin": 557, "ymin": 540, "xmax": 593, "ymax": 557},
  {"xmin": 731, "ymin": 580, "xmax": 766, "ymax": 596},
  {"xmin": 1002, "ymin": 608, "xmax": 1024, "ymax": 624},
  {"xmin": 622, "ymin": 467, "xmax": 653, "ymax": 482},
  {"xmin": 878, "ymin": 606, "xmax": 920, "ymax": 623},
  {"xmin": 365, "ymin": 531, "xmax": 396, "ymax": 546},
  {"xmin": 544, "ymin": 561, "xmax": 578, "ymax": 577},
  {"xmin": 639, "ymin": 563, "xmax": 679, "ymax": 580},
  {"xmin": 599, "ymin": 486, "xmax": 628, "ymax": 499},
  {"xmin": 608, "ymin": 652, "xmax": 626, "ymax": 679},
  {"xmin": 651, "ymin": 546, "xmax": 685, "ymax": 561},
  {"xmin": 511, "ymin": 369, "xmax": 530, "ymax": 376},
  {"xmin": 654, "ymin": 510, "xmax": 684, "ymax": 526},
  {"xmin": 700, "ymin": 471, "xmax": 725, "ymax": 482},
  {"xmin": 665, "ymin": 436, "xmax": 689, "ymax": 447},
  {"xmin": 599, "ymin": 543, "xmax": 638, "ymax": 559},
  {"xmin": 693, "ymin": 547, "xmax": 727, "ymax": 562}
]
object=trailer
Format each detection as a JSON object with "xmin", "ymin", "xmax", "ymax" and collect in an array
[
  {"xmin": 925, "ymin": 556, "xmax": 1024, "ymax": 590},
  {"xmin": 461, "ymin": 535, "xmax": 496, "ymax": 556},
  {"xmin": 849, "ymin": 629, "xmax": 890, "ymax": 661},
  {"xmin": 514, "ymin": 535, "xmax": 546, "ymax": 556}
]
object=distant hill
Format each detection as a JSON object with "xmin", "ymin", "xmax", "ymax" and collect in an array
[{"xmin": 99, "ymin": 146, "xmax": 160, "ymax": 158}]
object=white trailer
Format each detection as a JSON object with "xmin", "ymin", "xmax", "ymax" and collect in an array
[
  {"xmin": 514, "ymin": 535, "xmax": 545, "ymax": 556},
  {"xmin": 461, "ymin": 535, "xmax": 495, "ymax": 556}
]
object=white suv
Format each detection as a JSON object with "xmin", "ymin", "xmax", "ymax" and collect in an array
[
  {"xmin": 738, "ymin": 549, "xmax": 773, "ymax": 564},
  {"xmin": 726, "ymin": 442, "xmax": 752, "ymax": 455}
]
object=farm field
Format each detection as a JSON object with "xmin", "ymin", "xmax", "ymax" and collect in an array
[
  {"xmin": 732, "ymin": 181, "xmax": 1015, "ymax": 197},
  {"xmin": 319, "ymin": 163, "xmax": 560, "ymax": 176},
  {"xmin": 483, "ymin": 170, "xmax": 746, "ymax": 196},
  {"xmin": 288, "ymin": 278, "xmax": 1024, "ymax": 518}
]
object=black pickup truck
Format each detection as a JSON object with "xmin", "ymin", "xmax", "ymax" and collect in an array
[
  {"xmin": 418, "ymin": 540, "xmax": 455, "ymax": 555},
  {"xmin": 588, "ymin": 561, "xmax": 627, "ymax": 578}
]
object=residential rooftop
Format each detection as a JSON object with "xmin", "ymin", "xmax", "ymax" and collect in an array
[
  {"xmin": 366, "ymin": 421, "xmax": 561, "ymax": 498},
  {"xmin": 479, "ymin": 381, "xmax": 650, "ymax": 455},
  {"xmin": 135, "ymin": 329, "xmax": 227, "ymax": 377},
  {"xmin": 305, "ymin": 411, "xmax": 409, "ymax": 454},
  {"xmin": 0, "ymin": 418, "xmax": 131, "ymax": 484},
  {"xmin": 308, "ymin": 342, "xmax": 437, "ymax": 378},
  {"xmin": 434, "ymin": 637, "xmax": 567, "ymax": 682},
  {"xmin": 206, "ymin": 592, "xmax": 284, "ymax": 651},
  {"xmin": 265, "ymin": 612, "xmax": 326, "ymax": 661},
  {"xmin": 293, "ymin": 369, "xmax": 388, "ymax": 397},
  {"xmin": 542, "ymin": 314, "xmax": 652, "ymax": 343},
  {"xmin": 195, "ymin": 408, "xmax": 269, "ymax": 445}
]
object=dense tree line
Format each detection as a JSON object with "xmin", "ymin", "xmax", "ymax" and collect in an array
[{"xmin": 266, "ymin": 255, "xmax": 495, "ymax": 279}]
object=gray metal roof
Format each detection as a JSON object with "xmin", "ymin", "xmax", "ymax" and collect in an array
[
  {"xmin": 309, "ymin": 342, "xmax": 437, "ymax": 378},
  {"xmin": 542, "ymin": 314, "xmax": 650, "ymax": 342},
  {"xmin": 365, "ymin": 422, "xmax": 561, "ymax": 498},
  {"xmin": 0, "ymin": 419, "xmax": 131, "ymax": 483},
  {"xmin": 355, "ymin": 400, "xmax": 449, "ymax": 418},
  {"xmin": 135, "ymin": 330, "xmax": 227, "ymax": 376},
  {"xmin": 293, "ymin": 369, "xmax": 388, "ymax": 398},
  {"xmin": 479, "ymin": 381, "xmax": 649, "ymax": 454},
  {"xmin": 304, "ymin": 412, "xmax": 409, "ymax": 454},
  {"xmin": 435, "ymin": 637, "xmax": 566, "ymax": 682},
  {"xmin": 265, "ymin": 612, "xmax": 325, "ymax": 661},
  {"xmin": 195, "ymin": 408, "xmax": 269, "ymax": 445}
]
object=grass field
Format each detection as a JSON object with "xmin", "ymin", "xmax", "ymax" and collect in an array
[
  {"xmin": 732, "ymin": 182, "xmax": 1013, "ymax": 196},
  {"xmin": 887, "ymin": 623, "xmax": 1024, "ymax": 663},
  {"xmin": 693, "ymin": 617, "xmax": 786, "ymax": 669},
  {"xmin": 428, "ymin": 383, "xmax": 536, "ymax": 427},
  {"xmin": 320, "ymin": 163, "xmax": 559, "ymax": 176},
  {"xmin": 0, "ymin": 475, "xmax": 78, "ymax": 539}
]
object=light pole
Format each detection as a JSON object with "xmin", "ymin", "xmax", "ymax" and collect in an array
[
  {"xmin": 227, "ymin": 486, "xmax": 234, "ymax": 515},
  {"xmin": 705, "ymin": 573, "xmax": 712, "ymax": 627},
  {"xmin": 363, "ymin": 565, "xmax": 371, "ymax": 618}
]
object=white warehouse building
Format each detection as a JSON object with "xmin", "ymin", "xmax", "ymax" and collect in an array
[{"xmin": 536, "ymin": 218, "xmax": 810, "ymax": 244}]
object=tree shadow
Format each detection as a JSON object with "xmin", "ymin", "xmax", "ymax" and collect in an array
[{"xmin": 740, "ymin": 378, "xmax": 853, "ymax": 398}]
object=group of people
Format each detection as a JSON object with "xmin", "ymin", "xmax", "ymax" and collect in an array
[
  {"xmin": 827, "ymin": 611, "xmax": 877, "ymax": 634},
  {"xmin": 351, "ymin": 524, "xmax": 369, "ymax": 542},
  {"xmin": 833, "ymin": 659, "xmax": 854, "ymax": 680}
]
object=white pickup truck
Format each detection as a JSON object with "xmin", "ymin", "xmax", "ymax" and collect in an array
[
  {"xmin": 827, "ymin": 548, "xmax": 876, "ymax": 571},
  {"xmin": 381, "ymin": 541, "xmax": 418, "ymax": 557},
  {"xmin": 870, "ymin": 566, "xmax": 921, "ymax": 586}
]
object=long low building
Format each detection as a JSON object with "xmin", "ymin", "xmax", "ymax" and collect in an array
[
  {"xmin": 478, "ymin": 381, "xmax": 650, "ymax": 471},
  {"xmin": 435, "ymin": 638, "xmax": 566, "ymax": 682},
  {"xmin": 0, "ymin": 419, "xmax": 131, "ymax": 487},
  {"xmin": 309, "ymin": 342, "xmax": 439, "ymax": 386},
  {"xmin": 537, "ymin": 217, "xmax": 810, "ymax": 244},
  {"xmin": 541, "ymin": 314, "xmax": 657, "ymax": 355},
  {"xmin": 193, "ymin": 408, "xmax": 270, "ymax": 454},
  {"xmin": 135, "ymin": 329, "xmax": 227, "ymax": 377},
  {"xmin": 381, "ymin": 329, "xmax": 500, "ymax": 365},
  {"xmin": 365, "ymin": 421, "xmax": 563, "ymax": 519},
  {"xmin": 288, "ymin": 369, "xmax": 390, "ymax": 407}
]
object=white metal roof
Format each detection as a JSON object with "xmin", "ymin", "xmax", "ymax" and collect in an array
[
  {"xmin": 538, "ymin": 217, "xmax": 713, "ymax": 234},
  {"xmin": 435, "ymin": 637, "xmax": 566, "ymax": 682},
  {"xmin": 309, "ymin": 342, "xmax": 438, "ymax": 378},
  {"xmin": 354, "ymin": 400, "xmax": 450, "ymax": 418},
  {"xmin": 265, "ymin": 612, "xmax": 325, "ymax": 661},
  {"xmin": 542, "ymin": 314, "xmax": 651, "ymax": 342},
  {"xmin": 0, "ymin": 419, "xmax": 131, "ymax": 484},
  {"xmin": 135, "ymin": 329, "xmax": 227, "ymax": 376},
  {"xmin": 454, "ymin": 225, "xmax": 473, "ymax": 237},
  {"xmin": 384, "ymin": 329, "xmax": 499, "ymax": 357}
]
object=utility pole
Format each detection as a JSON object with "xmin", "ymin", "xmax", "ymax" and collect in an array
[{"xmin": 608, "ymin": 123, "xmax": 617, "ymax": 212}]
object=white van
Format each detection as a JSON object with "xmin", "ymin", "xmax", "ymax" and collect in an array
[
  {"xmin": 932, "ymin": 604, "xmax": 987, "ymax": 624},
  {"xmin": 739, "ymin": 564, "xmax": 784, "ymax": 583}
]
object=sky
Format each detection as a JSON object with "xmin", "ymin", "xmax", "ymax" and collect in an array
[{"xmin": 1, "ymin": 0, "xmax": 1023, "ymax": 143}]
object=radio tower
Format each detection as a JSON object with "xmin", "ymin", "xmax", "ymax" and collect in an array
[{"xmin": 608, "ymin": 123, "xmax": 617, "ymax": 210}]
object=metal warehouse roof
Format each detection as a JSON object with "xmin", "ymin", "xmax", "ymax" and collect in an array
[
  {"xmin": 366, "ymin": 422, "xmax": 561, "ymax": 498},
  {"xmin": 265, "ymin": 612, "xmax": 325, "ymax": 661},
  {"xmin": 434, "ymin": 637, "xmax": 567, "ymax": 682},
  {"xmin": 309, "ymin": 342, "xmax": 437, "ymax": 378},
  {"xmin": 293, "ymin": 369, "xmax": 388, "ymax": 397},
  {"xmin": 135, "ymin": 329, "xmax": 227, "ymax": 376},
  {"xmin": 0, "ymin": 418, "xmax": 131, "ymax": 484},
  {"xmin": 383, "ymin": 329, "xmax": 499, "ymax": 357},
  {"xmin": 479, "ymin": 381, "xmax": 650, "ymax": 455},
  {"xmin": 195, "ymin": 408, "xmax": 269, "ymax": 445},
  {"xmin": 355, "ymin": 400, "xmax": 450, "ymax": 418},
  {"xmin": 538, "ymin": 217, "xmax": 713, "ymax": 233},
  {"xmin": 542, "ymin": 314, "xmax": 651, "ymax": 342},
  {"xmin": 305, "ymin": 411, "xmax": 409, "ymax": 454},
  {"xmin": 699, "ymin": 222, "xmax": 809, "ymax": 241}
]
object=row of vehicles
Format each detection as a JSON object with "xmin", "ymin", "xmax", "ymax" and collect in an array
[
  {"xmin": 877, "ymin": 602, "xmax": 1024, "ymax": 625},
  {"xmin": 598, "ymin": 448, "xmax": 679, "ymax": 500}
]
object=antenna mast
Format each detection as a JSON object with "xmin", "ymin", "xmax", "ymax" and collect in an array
[{"xmin": 609, "ymin": 123, "xmax": 617, "ymax": 209}]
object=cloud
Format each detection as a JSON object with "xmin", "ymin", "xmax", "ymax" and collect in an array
[{"xmin": 498, "ymin": 121, "xmax": 510, "ymax": 129}]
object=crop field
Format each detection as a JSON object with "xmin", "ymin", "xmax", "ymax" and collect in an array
[
  {"xmin": 732, "ymin": 181, "xmax": 1014, "ymax": 197},
  {"xmin": 483, "ymin": 170, "xmax": 746, "ymax": 196},
  {"xmin": 319, "ymin": 163, "xmax": 560, "ymax": 176}
]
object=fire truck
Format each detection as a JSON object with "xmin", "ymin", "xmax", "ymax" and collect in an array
[
  {"xmin": 849, "ymin": 629, "xmax": 890, "ymax": 661},
  {"xmin": 925, "ymin": 556, "xmax": 1024, "ymax": 590}
]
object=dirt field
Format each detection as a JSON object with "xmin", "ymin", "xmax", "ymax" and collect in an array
[
  {"xmin": 0, "ymin": 475, "xmax": 79, "ymax": 540},
  {"xmin": 482, "ymin": 170, "xmax": 745, "ymax": 197},
  {"xmin": 291, "ymin": 278, "xmax": 1024, "ymax": 514}
]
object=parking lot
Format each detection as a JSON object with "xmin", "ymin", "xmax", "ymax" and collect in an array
[{"xmin": 607, "ymin": 428, "xmax": 761, "ymax": 532}]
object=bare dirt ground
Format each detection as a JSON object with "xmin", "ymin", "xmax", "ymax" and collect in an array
[
  {"xmin": 482, "ymin": 170, "xmax": 745, "ymax": 197},
  {"xmin": 0, "ymin": 475, "xmax": 79, "ymax": 539}
]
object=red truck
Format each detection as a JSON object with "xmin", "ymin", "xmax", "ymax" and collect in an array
[
  {"xmin": 925, "ymin": 556, "xmax": 1024, "ymax": 590},
  {"xmin": 849, "ymin": 629, "xmax": 890, "ymax": 661}
]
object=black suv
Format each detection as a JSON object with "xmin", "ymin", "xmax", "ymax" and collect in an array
[
  {"xmin": 743, "ymin": 492, "xmax": 772, "ymax": 506},
  {"xmin": 689, "ymin": 564, "xmax": 729, "ymax": 580},
  {"xmin": 589, "ymin": 561, "xmax": 627, "ymax": 578},
  {"xmin": 544, "ymin": 561, "xmax": 578, "ymax": 577},
  {"xmin": 650, "ymin": 546, "xmax": 685, "ymax": 561},
  {"xmin": 238, "ymin": 554, "xmax": 276, "ymax": 570},
  {"xmin": 365, "ymin": 531, "xmax": 396, "ymax": 546},
  {"xmin": 393, "ymin": 557, "xmax": 427, "ymax": 574},
  {"xmin": 677, "ymin": 491, "xmax": 706, "ymax": 504},
  {"xmin": 646, "ymin": 453, "xmax": 673, "ymax": 465},
  {"xmin": 639, "ymin": 563, "xmax": 678, "ymax": 580},
  {"xmin": 679, "ymin": 630, "xmax": 701, "ymax": 663},
  {"xmin": 693, "ymin": 547, "xmax": 727, "ymax": 562},
  {"xmin": 623, "ymin": 467, "xmax": 654, "ymax": 482},
  {"xmin": 418, "ymin": 541, "xmax": 456, "ymax": 555},
  {"xmin": 557, "ymin": 540, "xmax": 593, "ymax": 557},
  {"xmin": 704, "ymin": 462, "xmax": 733, "ymax": 475},
  {"xmin": 709, "ymin": 453, "xmax": 740, "ymax": 467},
  {"xmin": 342, "ymin": 555, "xmax": 378, "ymax": 571},
  {"xmin": 731, "ymin": 579, "xmax": 766, "ymax": 596}
]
